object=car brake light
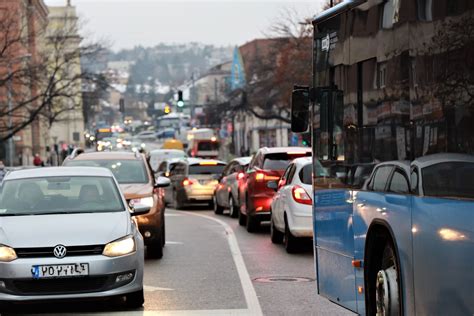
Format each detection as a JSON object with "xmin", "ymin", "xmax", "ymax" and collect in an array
[
  {"xmin": 238, "ymin": 172, "xmax": 245, "ymax": 180},
  {"xmin": 292, "ymin": 186, "xmax": 312, "ymax": 205},
  {"xmin": 183, "ymin": 178, "xmax": 196, "ymax": 186},
  {"xmin": 256, "ymin": 172, "xmax": 280, "ymax": 182}
]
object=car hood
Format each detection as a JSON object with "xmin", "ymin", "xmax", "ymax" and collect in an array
[
  {"xmin": 0, "ymin": 212, "xmax": 130, "ymax": 248},
  {"xmin": 120, "ymin": 183, "xmax": 153, "ymax": 200}
]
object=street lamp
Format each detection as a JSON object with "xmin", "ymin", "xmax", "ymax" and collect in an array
[{"xmin": 1, "ymin": 54, "xmax": 32, "ymax": 166}]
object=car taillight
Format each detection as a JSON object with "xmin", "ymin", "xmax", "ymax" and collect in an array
[
  {"xmin": 183, "ymin": 178, "xmax": 196, "ymax": 186},
  {"xmin": 255, "ymin": 172, "xmax": 280, "ymax": 182},
  {"xmin": 238, "ymin": 172, "xmax": 245, "ymax": 180},
  {"xmin": 292, "ymin": 186, "xmax": 312, "ymax": 205}
]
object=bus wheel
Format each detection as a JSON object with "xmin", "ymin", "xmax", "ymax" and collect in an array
[{"xmin": 375, "ymin": 244, "xmax": 400, "ymax": 316}]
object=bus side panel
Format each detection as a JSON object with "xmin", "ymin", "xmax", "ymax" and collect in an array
[{"xmin": 314, "ymin": 189, "xmax": 357, "ymax": 312}]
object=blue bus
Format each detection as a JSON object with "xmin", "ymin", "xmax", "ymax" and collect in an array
[{"xmin": 291, "ymin": 1, "xmax": 474, "ymax": 315}]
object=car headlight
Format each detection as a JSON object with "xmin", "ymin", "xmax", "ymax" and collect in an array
[
  {"xmin": 103, "ymin": 236, "xmax": 136, "ymax": 257},
  {"xmin": 0, "ymin": 245, "xmax": 17, "ymax": 262},
  {"xmin": 133, "ymin": 196, "xmax": 154, "ymax": 208}
]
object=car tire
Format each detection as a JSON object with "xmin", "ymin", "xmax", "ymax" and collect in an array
[
  {"xmin": 238, "ymin": 205, "xmax": 246, "ymax": 226},
  {"xmin": 270, "ymin": 216, "xmax": 284, "ymax": 244},
  {"xmin": 213, "ymin": 195, "xmax": 224, "ymax": 214},
  {"xmin": 284, "ymin": 218, "xmax": 299, "ymax": 253},
  {"xmin": 246, "ymin": 213, "xmax": 259, "ymax": 233},
  {"xmin": 229, "ymin": 196, "xmax": 238, "ymax": 218},
  {"xmin": 147, "ymin": 229, "xmax": 164, "ymax": 259},
  {"xmin": 173, "ymin": 190, "xmax": 183, "ymax": 210},
  {"xmin": 125, "ymin": 289, "xmax": 144, "ymax": 309},
  {"xmin": 161, "ymin": 215, "xmax": 166, "ymax": 247}
]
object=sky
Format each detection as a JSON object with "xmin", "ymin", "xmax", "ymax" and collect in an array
[{"xmin": 44, "ymin": 0, "xmax": 326, "ymax": 51}]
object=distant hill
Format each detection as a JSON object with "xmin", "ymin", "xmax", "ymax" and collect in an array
[{"xmin": 107, "ymin": 43, "xmax": 233, "ymax": 86}]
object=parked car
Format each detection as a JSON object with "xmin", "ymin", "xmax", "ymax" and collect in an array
[
  {"xmin": 149, "ymin": 149, "xmax": 187, "ymax": 172},
  {"xmin": 0, "ymin": 167, "xmax": 151, "ymax": 308},
  {"xmin": 270, "ymin": 157, "xmax": 328, "ymax": 252},
  {"xmin": 63, "ymin": 151, "xmax": 170, "ymax": 259},
  {"xmin": 239, "ymin": 147, "xmax": 312, "ymax": 232},
  {"xmin": 213, "ymin": 156, "xmax": 252, "ymax": 217},
  {"xmin": 167, "ymin": 158, "xmax": 226, "ymax": 209}
]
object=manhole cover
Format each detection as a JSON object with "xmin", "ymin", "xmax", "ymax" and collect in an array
[{"xmin": 253, "ymin": 276, "xmax": 314, "ymax": 283}]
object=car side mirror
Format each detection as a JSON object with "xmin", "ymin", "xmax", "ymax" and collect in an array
[
  {"xmin": 155, "ymin": 176, "xmax": 171, "ymax": 188},
  {"xmin": 267, "ymin": 181, "xmax": 278, "ymax": 191},
  {"xmin": 130, "ymin": 204, "xmax": 150, "ymax": 216},
  {"xmin": 291, "ymin": 88, "xmax": 309, "ymax": 133}
]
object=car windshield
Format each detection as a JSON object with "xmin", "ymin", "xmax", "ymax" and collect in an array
[
  {"xmin": 263, "ymin": 152, "xmax": 311, "ymax": 171},
  {"xmin": 422, "ymin": 162, "xmax": 474, "ymax": 200},
  {"xmin": 0, "ymin": 176, "xmax": 124, "ymax": 216},
  {"xmin": 189, "ymin": 164, "xmax": 225, "ymax": 175},
  {"xmin": 65, "ymin": 160, "xmax": 149, "ymax": 184}
]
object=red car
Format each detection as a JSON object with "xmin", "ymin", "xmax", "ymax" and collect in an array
[{"xmin": 239, "ymin": 147, "xmax": 311, "ymax": 232}]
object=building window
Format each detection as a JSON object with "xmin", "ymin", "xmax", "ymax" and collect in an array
[
  {"xmin": 382, "ymin": 0, "xmax": 400, "ymax": 29},
  {"xmin": 377, "ymin": 63, "xmax": 387, "ymax": 89},
  {"xmin": 417, "ymin": 0, "xmax": 432, "ymax": 21}
]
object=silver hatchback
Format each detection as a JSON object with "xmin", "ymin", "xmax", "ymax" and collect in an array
[{"xmin": 0, "ymin": 167, "xmax": 151, "ymax": 308}]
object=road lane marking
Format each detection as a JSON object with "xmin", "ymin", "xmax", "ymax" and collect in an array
[
  {"xmin": 75, "ymin": 309, "xmax": 251, "ymax": 316},
  {"xmin": 165, "ymin": 241, "xmax": 184, "ymax": 245},
  {"xmin": 178, "ymin": 211, "xmax": 263, "ymax": 316},
  {"xmin": 144, "ymin": 285, "xmax": 174, "ymax": 292},
  {"xmin": 165, "ymin": 213, "xmax": 184, "ymax": 217}
]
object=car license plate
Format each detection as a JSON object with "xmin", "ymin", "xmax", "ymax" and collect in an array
[{"xmin": 31, "ymin": 263, "xmax": 89, "ymax": 279}]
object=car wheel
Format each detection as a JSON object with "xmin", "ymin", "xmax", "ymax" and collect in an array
[
  {"xmin": 375, "ymin": 243, "xmax": 401, "ymax": 316},
  {"xmin": 229, "ymin": 196, "xmax": 238, "ymax": 218},
  {"xmin": 246, "ymin": 212, "xmax": 259, "ymax": 233},
  {"xmin": 173, "ymin": 190, "xmax": 182, "ymax": 210},
  {"xmin": 161, "ymin": 215, "xmax": 166, "ymax": 247},
  {"xmin": 238, "ymin": 204, "xmax": 246, "ymax": 226},
  {"xmin": 270, "ymin": 216, "xmax": 284, "ymax": 244},
  {"xmin": 147, "ymin": 229, "xmax": 164, "ymax": 259},
  {"xmin": 125, "ymin": 289, "xmax": 144, "ymax": 309},
  {"xmin": 213, "ymin": 195, "xmax": 224, "ymax": 214},
  {"xmin": 284, "ymin": 218, "xmax": 299, "ymax": 253}
]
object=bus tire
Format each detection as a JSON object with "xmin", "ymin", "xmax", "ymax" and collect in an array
[{"xmin": 375, "ymin": 242, "xmax": 401, "ymax": 316}]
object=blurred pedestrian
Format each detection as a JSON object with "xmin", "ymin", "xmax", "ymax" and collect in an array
[{"xmin": 33, "ymin": 154, "xmax": 44, "ymax": 167}]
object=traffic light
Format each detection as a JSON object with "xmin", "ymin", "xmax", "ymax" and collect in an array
[
  {"xmin": 164, "ymin": 104, "xmax": 171, "ymax": 114},
  {"xmin": 177, "ymin": 90, "xmax": 184, "ymax": 108}
]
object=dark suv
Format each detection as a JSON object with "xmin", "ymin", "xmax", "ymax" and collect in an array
[{"xmin": 239, "ymin": 147, "xmax": 311, "ymax": 232}]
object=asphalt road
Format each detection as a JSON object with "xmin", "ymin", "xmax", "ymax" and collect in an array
[{"xmin": 4, "ymin": 206, "xmax": 354, "ymax": 316}]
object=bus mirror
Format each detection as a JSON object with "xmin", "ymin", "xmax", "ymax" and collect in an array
[{"xmin": 291, "ymin": 89, "xmax": 309, "ymax": 133}]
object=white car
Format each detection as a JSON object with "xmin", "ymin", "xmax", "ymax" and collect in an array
[{"xmin": 270, "ymin": 157, "xmax": 325, "ymax": 253}]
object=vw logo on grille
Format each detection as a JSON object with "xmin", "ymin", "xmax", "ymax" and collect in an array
[{"xmin": 53, "ymin": 245, "xmax": 67, "ymax": 259}]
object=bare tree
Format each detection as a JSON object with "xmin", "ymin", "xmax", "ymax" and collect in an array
[
  {"xmin": 238, "ymin": 7, "xmax": 312, "ymax": 123},
  {"xmin": 0, "ymin": 9, "xmax": 108, "ymax": 143}
]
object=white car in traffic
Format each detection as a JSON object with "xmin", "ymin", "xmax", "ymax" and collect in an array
[{"xmin": 270, "ymin": 157, "xmax": 325, "ymax": 253}]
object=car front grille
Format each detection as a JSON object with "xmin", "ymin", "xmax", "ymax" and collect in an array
[
  {"xmin": 15, "ymin": 245, "xmax": 104, "ymax": 259},
  {"xmin": 2, "ymin": 271, "xmax": 135, "ymax": 295}
]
